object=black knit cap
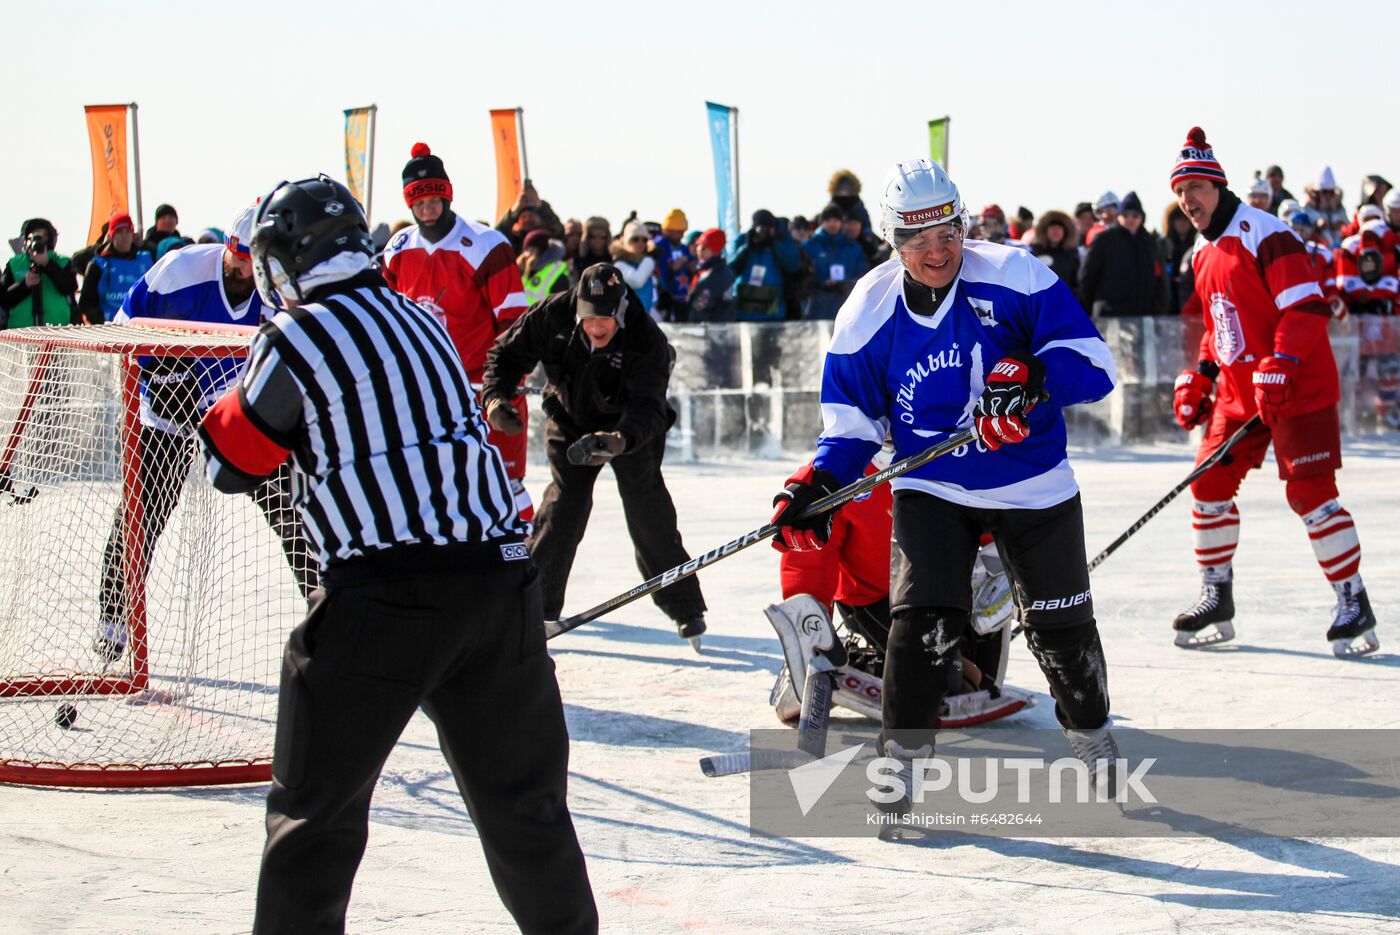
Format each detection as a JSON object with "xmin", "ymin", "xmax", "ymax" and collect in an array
[{"xmin": 402, "ymin": 142, "xmax": 453, "ymax": 207}]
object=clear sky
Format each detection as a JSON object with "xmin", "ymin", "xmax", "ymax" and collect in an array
[{"xmin": 7, "ymin": 0, "xmax": 1400, "ymax": 249}]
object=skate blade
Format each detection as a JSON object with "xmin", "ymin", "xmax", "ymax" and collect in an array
[
  {"xmin": 688, "ymin": 636, "xmax": 703, "ymax": 653},
  {"xmin": 1332, "ymin": 629, "xmax": 1379, "ymax": 658},
  {"xmin": 1174, "ymin": 620, "xmax": 1235, "ymax": 648}
]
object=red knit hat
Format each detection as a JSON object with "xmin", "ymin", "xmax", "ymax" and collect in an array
[
  {"xmin": 1170, "ymin": 127, "xmax": 1227, "ymax": 191},
  {"xmin": 402, "ymin": 142, "xmax": 453, "ymax": 207},
  {"xmin": 698, "ymin": 228, "xmax": 727, "ymax": 254}
]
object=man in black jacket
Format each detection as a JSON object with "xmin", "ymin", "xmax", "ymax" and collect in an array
[
  {"xmin": 482, "ymin": 264, "xmax": 708, "ymax": 647},
  {"xmin": 1077, "ymin": 191, "xmax": 1166, "ymax": 317}
]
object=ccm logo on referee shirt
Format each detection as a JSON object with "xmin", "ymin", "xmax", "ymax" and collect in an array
[
  {"xmin": 1028, "ymin": 589, "xmax": 1091, "ymax": 611},
  {"xmin": 499, "ymin": 543, "xmax": 530, "ymax": 562}
]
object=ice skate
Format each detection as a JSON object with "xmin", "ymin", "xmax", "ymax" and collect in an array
[
  {"xmin": 1172, "ymin": 579, "xmax": 1235, "ymax": 648},
  {"xmin": 1063, "ymin": 725, "xmax": 1122, "ymax": 805},
  {"xmin": 676, "ymin": 614, "xmax": 706, "ymax": 651},
  {"xmin": 875, "ymin": 737, "xmax": 932, "ymax": 842},
  {"xmin": 1327, "ymin": 585, "xmax": 1380, "ymax": 657},
  {"xmin": 764, "ymin": 595, "xmax": 848, "ymax": 700},
  {"xmin": 93, "ymin": 618, "xmax": 126, "ymax": 667}
]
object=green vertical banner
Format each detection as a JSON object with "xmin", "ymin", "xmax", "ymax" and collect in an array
[{"xmin": 928, "ymin": 116, "xmax": 950, "ymax": 169}]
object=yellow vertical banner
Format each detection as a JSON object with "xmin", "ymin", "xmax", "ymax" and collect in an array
[
  {"xmin": 490, "ymin": 108, "xmax": 523, "ymax": 221},
  {"xmin": 85, "ymin": 104, "xmax": 129, "ymax": 245},
  {"xmin": 343, "ymin": 106, "xmax": 373, "ymax": 209}
]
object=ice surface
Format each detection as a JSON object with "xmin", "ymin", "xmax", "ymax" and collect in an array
[{"xmin": 3, "ymin": 442, "xmax": 1399, "ymax": 933}]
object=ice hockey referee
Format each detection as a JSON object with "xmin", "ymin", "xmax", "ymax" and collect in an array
[{"xmin": 197, "ymin": 175, "xmax": 597, "ymax": 934}]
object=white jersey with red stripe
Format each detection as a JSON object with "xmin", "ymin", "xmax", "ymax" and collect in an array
[
  {"xmin": 1190, "ymin": 201, "xmax": 1338, "ymax": 419},
  {"xmin": 381, "ymin": 214, "xmax": 529, "ymax": 381}
]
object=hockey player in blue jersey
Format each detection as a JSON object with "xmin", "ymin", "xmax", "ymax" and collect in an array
[
  {"xmin": 94, "ymin": 204, "xmax": 316, "ymax": 664},
  {"xmin": 769, "ymin": 158, "xmax": 1121, "ymax": 825}
]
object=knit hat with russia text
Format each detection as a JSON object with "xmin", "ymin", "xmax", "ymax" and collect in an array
[
  {"xmin": 402, "ymin": 143, "xmax": 453, "ymax": 207},
  {"xmin": 1170, "ymin": 127, "xmax": 1227, "ymax": 191}
]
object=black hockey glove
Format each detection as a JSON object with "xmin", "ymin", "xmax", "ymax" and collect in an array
[
  {"xmin": 770, "ymin": 464, "xmax": 841, "ymax": 553},
  {"xmin": 485, "ymin": 397, "xmax": 525, "ymax": 436},
  {"xmin": 566, "ymin": 431, "xmax": 627, "ymax": 467},
  {"xmin": 974, "ymin": 352, "xmax": 1046, "ymax": 451}
]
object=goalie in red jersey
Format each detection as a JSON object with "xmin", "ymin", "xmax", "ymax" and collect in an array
[{"xmin": 765, "ymin": 446, "xmax": 1031, "ymax": 728}]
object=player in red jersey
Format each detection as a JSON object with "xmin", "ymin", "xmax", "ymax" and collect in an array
[
  {"xmin": 381, "ymin": 143, "xmax": 534, "ymax": 521},
  {"xmin": 1169, "ymin": 127, "xmax": 1377, "ymax": 656}
]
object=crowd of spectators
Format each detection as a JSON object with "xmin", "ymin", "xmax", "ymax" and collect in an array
[{"xmin": 7, "ymin": 163, "xmax": 1398, "ymax": 332}]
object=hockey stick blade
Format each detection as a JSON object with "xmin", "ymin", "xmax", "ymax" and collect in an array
[
  {"xmin": 699, "ymin": 749, "xmax": 816, "ymax": 778},
  {"xmin": 1086, "ymin": 415, "xmax": 1262, "ymax": 573},
  {"xmin": 545, "ymin": 429, "xmax": 977, "ymax": 640}
]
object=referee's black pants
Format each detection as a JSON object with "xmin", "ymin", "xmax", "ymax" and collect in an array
[
  {"xmin": 531, "ymin": 419, "xmax": 706, "ymax": 623},
  {"xmin": 253, "ymin": 543, "xmax": 597, "ymax": 935}
]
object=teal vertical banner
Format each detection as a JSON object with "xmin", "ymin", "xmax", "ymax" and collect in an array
[{"xmin": 705, "ymin": 101, "xmax": 737, "ymax": 248}]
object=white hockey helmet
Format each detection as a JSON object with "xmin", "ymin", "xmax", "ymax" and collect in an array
[
  {"xmin": 1276, "ymin": 198, "xmax": 1302, "ymax": 223},
  {"xmin": 878, "ymin": 157, "xmax": 965, "ymax": 247},
  {"xmin": 1383, "ymin": 187, "xmax": 1400, "ymax": 212},
  {"xmin": 1358, "ymin": 204, "xmax": 1384, "ymax": 224}
]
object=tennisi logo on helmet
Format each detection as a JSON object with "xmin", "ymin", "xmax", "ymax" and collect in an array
[{"xmin": 899, "ymin": 202, "xmax": 956, "ymax": 226}]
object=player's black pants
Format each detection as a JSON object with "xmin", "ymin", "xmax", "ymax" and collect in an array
[
  {"xmin": 253, "ymin": 542, "xmax": 598, "ymax": 935},
  {"xmin": 99, "ymin": 426, "xmax": 317, "ymax": 628},
  {"xmin": 531, "ymin": 419, "xmax": 705, "ymax": 623},
  {"xmin": 882, "ymin": 491, "xmax": 1109, "ymax": 734}
]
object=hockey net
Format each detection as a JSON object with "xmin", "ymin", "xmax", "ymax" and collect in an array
[{"xmin": 0, "ymin": 320, "xmax": 313, "ymax": 787}]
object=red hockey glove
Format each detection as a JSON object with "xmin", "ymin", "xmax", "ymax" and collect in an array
[
  {"xmin": 1252, "ymin": 355, "xmax": 1299, "ymax": 425},
  {"xmin": 770, "ymin": 464, "xmax": 841, "ymax": 553},
  {"xmin": 1173, "ymin": 370, "xmax": 1214, "ymax": 430},
  {"xmin": 974, "ymin": 352, "xmax": 1045, "ymax": 451}
]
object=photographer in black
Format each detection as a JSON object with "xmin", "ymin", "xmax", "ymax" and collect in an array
[
  {"xmin": 482, "ymin": 264, "xmax": 709, "ymax": 647},
  {"xmin": 1, "ymin": 219, "xmax": 79, "ymax": 329}
]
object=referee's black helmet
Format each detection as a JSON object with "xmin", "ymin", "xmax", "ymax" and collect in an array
[{"xmin": 251, "ymin": 174, "xmax": 373, "ymax": 309}]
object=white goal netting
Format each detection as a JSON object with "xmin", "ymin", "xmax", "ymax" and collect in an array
[{"xmin": 0, "ymin": 322, "xmax": 314, "ymax": 786}]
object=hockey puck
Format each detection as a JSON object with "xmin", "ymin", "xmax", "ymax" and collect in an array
[{"xmin": 54, "ymin": 703, "xmax": 78, "ymax": 730}]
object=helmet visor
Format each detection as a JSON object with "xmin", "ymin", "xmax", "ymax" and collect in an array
[{"xmin": 892, "ymin": 222, "xmax": 964, "ymax": 255}]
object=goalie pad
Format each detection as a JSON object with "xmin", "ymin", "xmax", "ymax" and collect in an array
[
  {"xmin": 971, "ymin": 540, "xmax": 1016, "ymax": 635},
  {"xmin": 768, "ymin": 615, "xmax": 1032, "ymax": 728},
  {"xmin": 764, "ymin": 595, "xmax": 847, "ymax": 704}
]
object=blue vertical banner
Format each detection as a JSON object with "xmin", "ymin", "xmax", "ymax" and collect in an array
[{"xmin": 705, "ymin": 101, "xmax": 738, "ymax": 249}]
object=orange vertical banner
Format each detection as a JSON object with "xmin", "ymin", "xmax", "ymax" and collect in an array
[
  {"xmin": 490, "ymin": 108, "xmax": 523, "ymax": 221},
  {"xmin": 85, "ymin": 104, "xmax": 129, "ymax": 245}
]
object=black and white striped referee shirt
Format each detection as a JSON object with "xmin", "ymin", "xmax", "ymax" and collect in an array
[{"xmin": 199, "ymin": 271, "xmax": 524, "ymax": 569}]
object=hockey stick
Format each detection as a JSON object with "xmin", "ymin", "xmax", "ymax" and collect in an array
[
  {"xmin": 546, "ymin": 428, "xmax": 979, "ymax": 641},
  {"xmin": 1086, "ymin": 414, "xmax": 1262, "ymax": 572},
  {"xmin": 699, "ymin": 666, "xmax": 835, "ymax": 777},
  {"xmin": 0, "ymin": 346, "xmax": 54, "ymax": 505}
]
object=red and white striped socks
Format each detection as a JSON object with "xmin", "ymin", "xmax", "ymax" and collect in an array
[
  {"xmin": 1192, "ymin": 500, "xmax": 1239, "ymax": 583},
  {"xmin": 1301, "ymin": 499, "xmax": 1363, "ymax": 595}
]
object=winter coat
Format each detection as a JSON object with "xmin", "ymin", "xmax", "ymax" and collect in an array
[
  {"xmin": 802, "ymin": 229, "xmax": 868, "ymax": 319},
  {"xmin": 729, "ymin": 230, "xmax": 802, "ymax": 321},
  {"xmin": 1078, "ymin": 223, "xmax": 1166, "ymax": 316},
  {"xmin": 609, "ymin": 240, "xmax": 658, "ymax": 316},
  {"xmin": 688, "ymin": 256, "xmax": 736, "ymax": 322},
  {"xmin": 1029, "ymin": 211, "xmax": 1080, "ymax": 288},
  {"xmin": 482, "ymin": 284, "xmax": 675, "ymax": 448}
]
